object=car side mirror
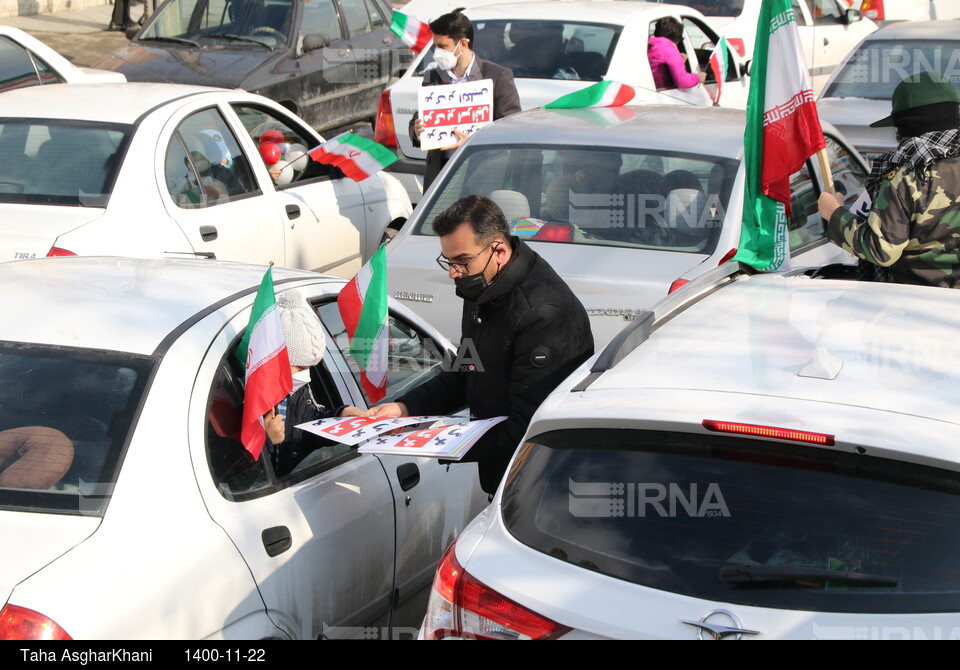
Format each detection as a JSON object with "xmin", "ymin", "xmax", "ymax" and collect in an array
[
  {"xmin": 740, "ymin": 59, "xmax": 752, "ymax": 77},
  {"xmin": 125, "ymin": 25, "xmax": 140, "ymax": 40},
  {"xmin": 302, "ymin": 34, "xmax": 331, "ymax": 52},
  {"xmin": 843, "ymin": 8, "xmax": 863, "ymax": 24}
]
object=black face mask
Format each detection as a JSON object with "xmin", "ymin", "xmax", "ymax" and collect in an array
[{"xmin": 453, "ymin": 244, "xmax": 498, "ymax": 301}]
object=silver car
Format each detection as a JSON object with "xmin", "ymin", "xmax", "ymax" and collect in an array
[{"xmin": 386, "ymin": 105, "xmax": 859, "ymax": 346}]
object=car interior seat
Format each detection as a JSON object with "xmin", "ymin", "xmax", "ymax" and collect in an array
[
  {"xmin": 488, "ymin": 189, "xmax": 531, "ymax": 223},
  {"xmin": 0, "ymin": 426, "xmax": 74, "ymax": 490}
]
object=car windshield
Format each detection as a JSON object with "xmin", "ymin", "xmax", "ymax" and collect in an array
[
  {"xmin": 824, "ymin": 39, "xmax": 960, "ymax": 100},
  {"xmin": 502, "ymin": 429, "xmax": 960, "ymax": 614},
  {"xmin": 0, "ymin": 120, "xmax": 131, "ymax": 207},
  {"xmin": 417, "ymin": 20, "xmax": 622, "ymax": 82},
  {"xmin": 141, "ymin": 0, "xmax": 293, "ymax": 48},
  {"xmin": 414, "ymin": 145, "xmax": 737, "ymax": 255},
  {"xmin": 0, "ymin": 344, "xmax": 153, "ymax": 516}
]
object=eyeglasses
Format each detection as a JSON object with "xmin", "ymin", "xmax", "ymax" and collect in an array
[{"xmin": 436, "ymin": 240, "xmax": 499, "ymax": 275}]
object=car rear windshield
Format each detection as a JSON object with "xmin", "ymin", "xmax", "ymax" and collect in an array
[
  {"xmin": 417, "ymin": 20, "xmax": 622, "ymax": 82},
  {"xmin": 824, "ymin": 39, "xmax": 960, "ymax": 100},
  {"xmin": 0, "ymin": 120, "xmax": 131, "ymax": 206},
  {"xmin": 502, "ymin": 429, "xmax": 960, "ymax": 613},
  {"xmin": 414, "ymin": 145, "xmax": 736, "ymax": 255},
  {"xmin": 0, "ymin": 344, "xmax": 153, "ymax": 516}
]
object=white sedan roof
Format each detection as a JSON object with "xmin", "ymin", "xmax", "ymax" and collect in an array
[
  {"xmin": 0, "ymin": 258, "xmax": 342, "ymax": 355},
  {"xmin": 468, "ymin": 1, "xmax": 678, "ymax": 23},
  {"xmin": 0, "ymin": 82, "xmax": 229, "ymax": 123}
]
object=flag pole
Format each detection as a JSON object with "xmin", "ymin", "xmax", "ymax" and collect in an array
[{"xmin": 816, "ymin": 148, "xmax": 835, "ymax": 194}]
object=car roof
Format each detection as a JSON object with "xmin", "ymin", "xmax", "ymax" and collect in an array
[
  {"xmin": 0, "ymin": 258, "xmax": 342, "ymax": 355},
  {"xmin": 0, "ymin": 82, "xmax": 229, "ymax": 123},
  {"xmin": 861, "ymin": 19, "xmax": 960, "ymax": 41},
  {"xmin": 468, "ymin": 1, "xmax": 682, "ymax": 23},
  {"xmin": 471, "ymin": 105, "xmax": 748, "ymax": 158}
]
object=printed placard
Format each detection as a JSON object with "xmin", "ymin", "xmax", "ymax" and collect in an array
[
  {"xmin": 359, "ymin": 417, "xmax": 507, "ymax": 460},
  {"xmin": 418, "ymin": 79, "xmax": 493, "ymax": 150},
  {"xmin": 294, "ymin": 415, "xmax": 436, "ymax": 446}
]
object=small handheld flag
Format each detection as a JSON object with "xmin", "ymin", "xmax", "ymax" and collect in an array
[
  {"xmin": 338, "ymin": 245, "xmax": 389, "ymax": 403},
  {"xmin": 309, "ymin": 132, "xmax": 397, "ymax": 182},
  {"xmin": 391, "ymin": 10, "xmax": 433, "ymax": 54}
]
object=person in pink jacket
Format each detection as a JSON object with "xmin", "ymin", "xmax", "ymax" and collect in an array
[{"xmin": 648, "ymin": 17, "xmax": 707, "ymax": 91}]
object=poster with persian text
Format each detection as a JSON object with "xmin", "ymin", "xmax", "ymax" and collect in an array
[{"xmin": 417, "ymin": 79, "xmax": 493, "ymax": 151}]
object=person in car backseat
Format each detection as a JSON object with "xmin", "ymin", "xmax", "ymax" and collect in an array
[
  {"xmin": 410, "ymin": 10, "xmax": 521, "ymax": 190},
  {"xmin": 362, "ymin": 195, "xmax": 594, "ymax": 494},
  {"xmin": 647, "ymin": 16, "xmax": 707, "ymax": 91}
]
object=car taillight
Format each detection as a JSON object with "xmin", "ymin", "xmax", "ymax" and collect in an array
[
  {"xmin": 46, "ymin": 247, "xmax": 76, "ymax": 257},
  {"xmin": 0, "ymin": 604, "xmax": 71, "ymax": 640},
  {"xmin": 860, "ymin": 0, "xmax": 883, "ymax": 20},
  {"xmin": 423, "ymin": 542, "xmax": 570, "ymax": 640},
  {"xmin": 727, "ymin": 37, "xmax": 746, "ymax": 58},
  {"xmin": 668, "ymin": 278, "xmax": 689, "ymax": 294},
  {"xmin": 532, "ymin": 224, "xmax": 572, "ymax": 242},
  {"xmin": 703, "ymin": 420, "xmax": 835, "ymax": 446},
  {"xmin": 374, "ymin": 89, "xmax": 398, "ymax": 148}
]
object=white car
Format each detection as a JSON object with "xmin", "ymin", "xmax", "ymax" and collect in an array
[
  {"xmin": 0, "ymin": 257, "xmax": 486, "ymax": 640},
  {"xmin": 375, "ymin": 1, "xmax": 751, "ymax": 202},
  {"xmin": 0, "ymin": 82, "xmax": 412, "ymax": 277},
  {"xmin": 386, "ymin": 105, "xmax": 858, "ymax": 346},
  {"xmin": 641, "ymin": 0, "xmax": 877, "ymax": 94},
  {"xmin": 856, "ymin": 0, "xmax": 960, "ymax": 23},
  {"xmin": 0, "ymin": 25, "xmax": 126, "ymax": 92},
  {"xmin": 421, "ymin": 262, "xmax": 960, "ymax": 640}
]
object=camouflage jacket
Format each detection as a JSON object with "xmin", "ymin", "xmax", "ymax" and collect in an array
[{"xmin": 827, "ymin": 156, "xmax": 960, "ymax": 288}]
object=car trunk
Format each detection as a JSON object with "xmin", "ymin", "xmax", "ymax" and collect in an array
[{"xmin": 0, "ymin": 205, "xmax": 105, "ymax": 261}]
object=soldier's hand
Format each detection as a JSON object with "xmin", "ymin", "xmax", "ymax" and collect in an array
[{"xmin": 818, "ymin": 191, "xmax": 845, "ymax": 221}]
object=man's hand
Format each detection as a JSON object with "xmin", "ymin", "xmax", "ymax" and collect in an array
[
  {"xmin": 339, "ymin": 405, "xmax": 366, "ymax": 417},
  {"xmin": 414, "ymin": 118, "xmax": 425, "ymax": 140},
  {"xmin": 265, "ymin": 408, "xmax": 285, "ymax": 445},
  {"xmin": 440, "ymin": 129, "xmax": 469, "ymax": 152},
  {"xmin": 818, "ymin": 191, "xmax": 845, "ymax": 221},
  {"xmin": 365, "ymin": 402, "xmax": 409, "ymax": 418}
]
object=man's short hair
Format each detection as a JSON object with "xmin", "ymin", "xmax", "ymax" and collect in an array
[
  {"xmin": 432, "ymin": 194, "xmax": 509, "ymax": 243},
  {"xmin": 430, "ymin": 10, "xmax": 473, "ymax": 45}
]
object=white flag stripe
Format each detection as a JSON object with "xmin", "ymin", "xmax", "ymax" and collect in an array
[{"xmin": 764, "ymin": 9, "xmax": 814, "ymax": 114}]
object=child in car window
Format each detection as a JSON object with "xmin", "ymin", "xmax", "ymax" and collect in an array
[{"xmin": 648, "ymin": 17, "xmax": 707, "ymax": 91}]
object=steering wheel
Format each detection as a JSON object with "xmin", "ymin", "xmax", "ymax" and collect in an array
[{"xmin": 251, "ymin": 26, "xmax": 284, "ymax": 41}]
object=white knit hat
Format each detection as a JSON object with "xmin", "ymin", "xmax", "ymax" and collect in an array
[{"xmin": 276, "ymin": 289, "xmax": 326, "ymax": 367}]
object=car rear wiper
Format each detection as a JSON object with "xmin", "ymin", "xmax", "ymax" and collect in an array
[
  {"xmin": 720, "ymin": 564, "xmax": 898, "ymax": 588},
  {"xmin": 204, "ymin": 33, "xmax": 273, "ymax": 49},
  {"xmin": 137, "ymin": 35, "xmax": 202, "ymax": 48}
]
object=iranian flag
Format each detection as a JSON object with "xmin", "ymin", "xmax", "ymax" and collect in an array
[
  {"xmin": 733, "ymin": 0, "xmax": 825, "ymax": 272},
  {"xmin": 309, "ymin": 132, "xmax": 397, "ymax": 182},
  {"xmin": 238, "ymin": 265, "xmax": 292, "ymax": 459},
  {"xmin": 391, "ymin": 10, "xmax": 432, "ymax": 54},
  {"xmin": 544, "ymin": 80, "xmax": 635, "ymax": 109},
  {"xmin": 708, "ymin": 37, "xmax": 729, "ymax": 105},
  {"xmin": 338, "ymin": 244, "xmax": 389, "ymax": 403}
]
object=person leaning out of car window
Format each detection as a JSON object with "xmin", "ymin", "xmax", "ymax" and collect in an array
[
  {"xmin": 263, "ymin": 289, "xmax": 364, "ymax": 473},
  {"xmin": 648, "ymin": 17, "xmax": 706, "ymax": 91}
]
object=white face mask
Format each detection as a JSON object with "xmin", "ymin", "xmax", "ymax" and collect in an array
[
  {"xmin": 434, "ymin": 43, "xmax": 462, "ymax": 71},
  {"xmin": 290, "ymin": 368, "xmax": 312, "ymax": 393}
]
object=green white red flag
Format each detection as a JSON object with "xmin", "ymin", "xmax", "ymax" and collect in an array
[
  {"xmin": 544, "ymin": 80, "xmax": 635, "ymax": 109},
  {"xmin": 391, "ymin": 10, "xmax": 432, "ymax": 54},
  {"xmin": 708, "ymin": 37, "xmax": 729, "ymax": 105},
  {"xmin": 733, "ymin": 0, "xmax": 826, "ymax": 272},
  {"xmin": 309, "ymin": 132, "xmax": 397, "ymax": 182},
  {"xmin": 238, "ymin": 265, "xmax": 292, "ymax": 459},
  {"xmin": 338, "ymin": 244, "xmax": 389, "ymax": 403}
]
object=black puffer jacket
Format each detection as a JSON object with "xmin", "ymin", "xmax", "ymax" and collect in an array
[{"xmin": 398, "ymin": 237, "xmax": 594, "ymax": 493}]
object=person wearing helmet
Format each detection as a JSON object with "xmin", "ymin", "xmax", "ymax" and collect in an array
[{"xmin": 818, "ymin": 70, "xmax": 960, "ymax": 288}]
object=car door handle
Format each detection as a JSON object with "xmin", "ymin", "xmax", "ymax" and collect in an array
[
  {"xmin": 383, "ymin": 36, "xmax": 392, "ymax": 44},
  {"xmin": 262, "ymin": 526, "xmax": 292, "ymax": 557},
  {"xmin": 397, "ymin": 462, "xmax": 420, "ymax": 492},
  {"xmin": 823, "ymin": 37, "xmax": 829, "ymax": 46},
  {"xmin": 285, "ymin": 204, "xmax": 300, "ymax": 220},
  {"xmin": 199, "ymin": 225, "xmax": 218, "ymax": 242}
]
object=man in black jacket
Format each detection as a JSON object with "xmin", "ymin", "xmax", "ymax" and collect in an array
[
  {"xmin": 369, "ymin": 195, "xmax": 594, "ymax": 493},
  {"xmin": 411, "ymin": 11, "xmax": 522, "ymax": 190}
]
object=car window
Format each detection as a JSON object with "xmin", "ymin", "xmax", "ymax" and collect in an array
[
  {"xmin": 810, "ymin": 0, "xmax": 843, "ymax": 24},
  {"xmin": 787, "ymin": 160, "xmax": 825, "ymax": 251},
  {"xmin": 363, "ymin": 0, "xmax": 385, "ymax": 29},
  {"xmin": 818, "ymin": 134, "xmax": 868, "ymax": 205},
  {"xmin": 165, "ymin": 107, "xmax": 258, "ymax": 208},
  {"xmin": 0, "ymin": 344, "xmax": 152, "ymax": 516},
  {"xmin": 231, "ymin": 103, "xmax": 342, "ymax": 185},
  {"xmin": 142, "ymin": 0, "xmax": 292, "ymax": 48},
  {"xmin": 0, "ymin": 120, "xmax": 130, "ymax": 207},
  {"xmin": 0, "ymin": 36, "xmax": 62, "ymax": 91},
  {"xmin": 315, "ymin": 301, "xmax": 449, "ymax": 407},
  {"xmin": 681, "ymin": 16, "xmax": 736, "ymax": 84},
  {"xmin": 415, "ymin": 145, "xmax": 737, "ymax": 256},
  {"xmin": 301, "ymin": 0, "xmax": 344, "ymax": 42},
  {"xmin": 340, "ymin": 0, "xmax": 372, "ymax": 37},
  {"xmin": 503, "ymin": 428, "xmax": 960, "ymax": 614},
  {"xmin": 824, "ymin": 39, "xmax": 960, "ymax": 100}
]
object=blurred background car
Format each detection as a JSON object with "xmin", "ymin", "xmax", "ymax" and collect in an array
[
  {"xmin": 818, "ymin": 20, "xmax": 960, "ymax": 163},
  {"xmin": 375, "ymin": 1, "xmax": 751, "ymax": 203},
  {"xmin": 641, "ymin": 0, "xmax": 877, "ymax": 93},
  {"xmin": 385, "ymin": 105, "xmax": 859, "ymax": 346},
  {"xmin": 855, "ymin": 0, "xmax": 960, "ymax": 23},
  {"xmin": 420, "ymin": 263, "xmax": 960, "ymax": 640},
  {"xmin": 0, "ymin": 25, "xmax": 125, "ymax": 92},
  {"xmin": 0, "ymin": 256, "xmax": 486, "ymax": 640},
  {"xmin": 95, "ymin": 0, "xmax": 411, "ymax": 133},
  {"xmin": 0, "ymin": 82, "xmax": 411, "ymax": 275}
]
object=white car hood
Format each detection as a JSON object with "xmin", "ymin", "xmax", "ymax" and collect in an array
[
  {"xmin": 0, "ymin": 510, "xmax": 99, "ymax": 608},
  {"xmin": 0, "ymin": 205, "xmax": 105, "ymax": 262}
]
